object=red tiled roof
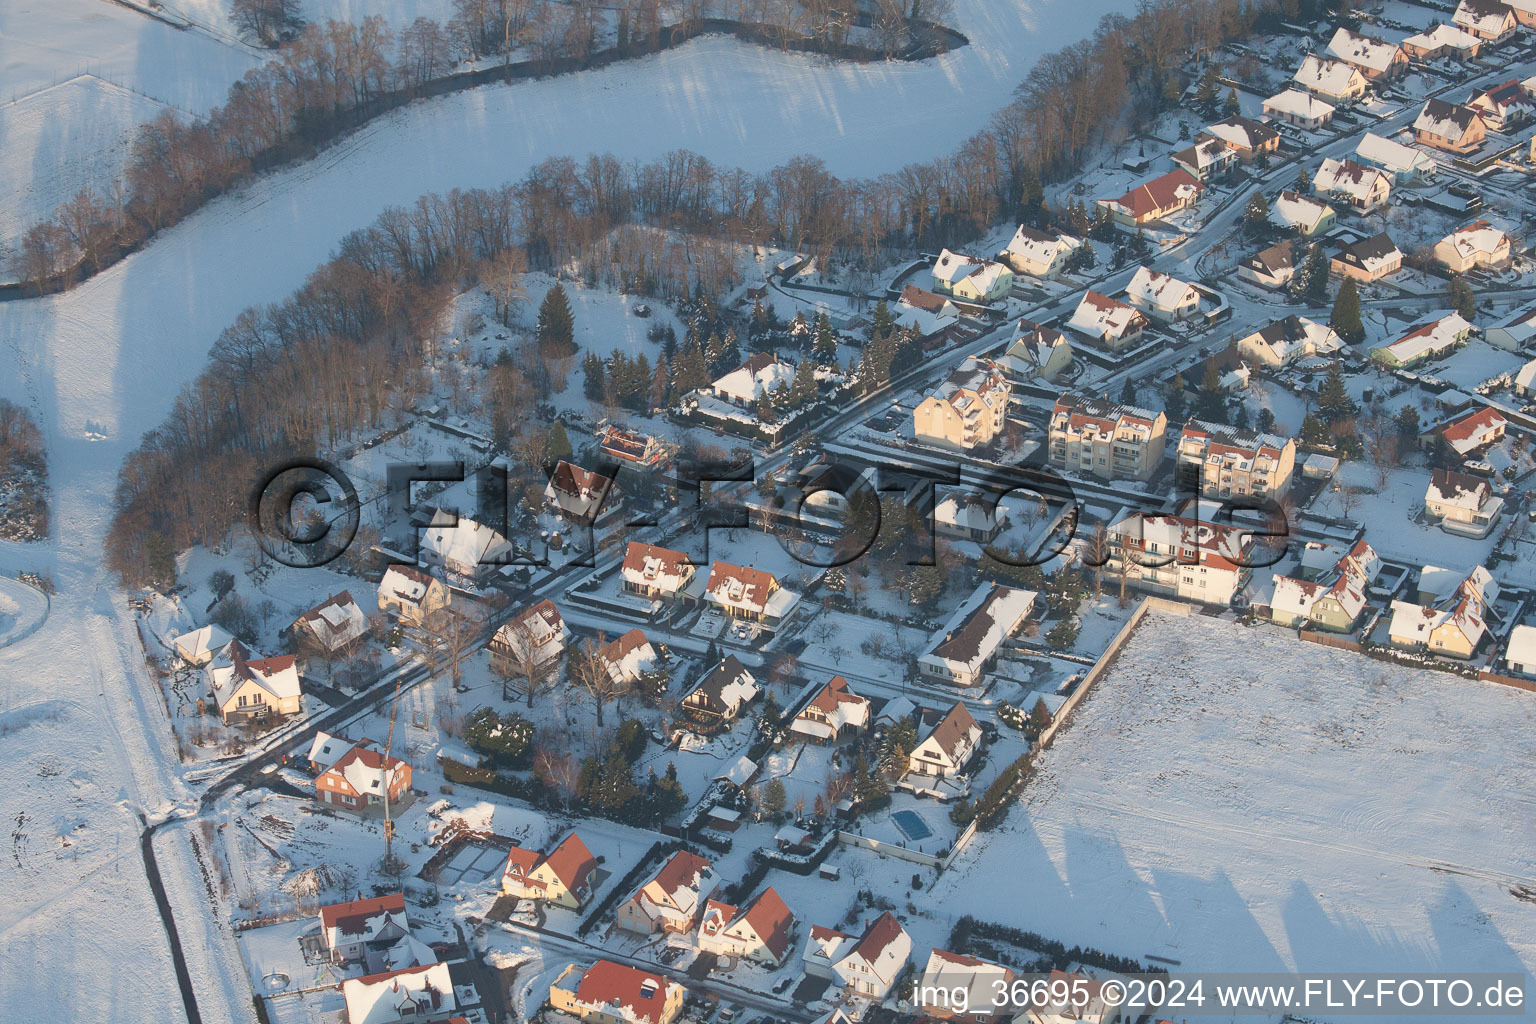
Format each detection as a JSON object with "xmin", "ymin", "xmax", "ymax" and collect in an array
[
  {"xmin": 319, "ymin": 892, "xmax": 405, "ymax": 935},
  {"xmin": 574, "ymin": 961, "xmax": 673, "ymax": 1024}
]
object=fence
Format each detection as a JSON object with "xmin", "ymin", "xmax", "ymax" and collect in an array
[{"xmin": 834, "ymin": 812, "xmax": 979, "ymax": 872}]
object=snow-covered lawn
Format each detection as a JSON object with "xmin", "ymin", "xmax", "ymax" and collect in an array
[{"xmin": 937, "ymin": 610, "xmax": 1536, "ymax": 1005}]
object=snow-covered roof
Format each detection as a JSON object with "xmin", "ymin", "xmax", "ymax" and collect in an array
[
  {"xmin": 1414, "ymin": 98, "xmax": 1484, "ymax": 140},
  {"xmin": 1173, "ymin": 137, "xmax": 1232, "ymax": 173},
  {"xmin": 562, "ymin": 960, "xmax": 682, "ymax": 1024},
  {"xmin": 625, "ymin": 851, "xmax": 717, "ymax": 928},
  {"xmin": 1005, "ymin": 320, "xmax": 1070, "ymax": 372},
  {"xmin": 209, "ymin": 643, "xmax": 301, "ymax": 709},
  {"xmin": 1068, "ymin": 290, "xmax": 1147, "ymax": 341},
  {"xmin": 1427, "ymin": 466, "xmax": 1493, "ymax": 509},
  {"xmin": 326, "ymin": 741, "xmax": 409, "ymax": 799},
  {"xmin": 1388, "ymin": 596, "xmax": 1486, "ymax": 649},
  {"xmin": 342, "ymin": 962, "xmax": 454, "ymax": 1024},
  {"xmin": 1506, "ymin": 624, "xmax": 1536, "ymax": 668},
  {"xmin": 1453, "ymin": 0, "xmax": 1514, "ymax": 36},
  {"xmin": 711, "ymin": 353, "xmax": 795, "ymax": 403},
  {"xmin": 420, "ymin": 513, "xmax": 513, "ymax": 572},
  {"xmin": 173, "ymin": 624, "xmax": 233, "ymax": 664},
  {"xmin": 1270, "ymin": 190, "xmax": 1334, "ymax": 231},
  {"xmin": 1377, "ymin": 311, "xmax": 1470, "ymax": 363},
  {"xmin": 790, "ymin": 675, "xmax": 871, "ymax": 739},
  {"xmin": 379, "ymin": 564, "xmax": 436, "ymax": 608},
  {"xmin": 621, "ymin": 541, "xmax": 694, "ymax": 595},
  {"xmin": 1126, "ymin": 265, "xmax": 1198, "ymax": 311},
  {"xmin": 1293, "ymin": 53, "xmax": 1365, "ymax": 96},
  {"xmin": 599, "ymin": 628, "xmax": 659, "ymax": 685},
  {"xmin": 1315, "ymin": 157, "xmax": 1389, "ymax": 202},
  {"xmin": 308, "ymin": 730, "xmax": 352, "ymax": 772},
  {"xmin": 1496, "ymin": 306, "xmax": 1536, "ymax": 349},
  {"xmin": 1334, "ymin": 232, "xmax": 1403, "ymax": 277},
  {"xmin": 687, "ymin": 655, "xmax": 760, "ymax": 715},
  {"xmin": 1354, "ymin": 133, "xmax": 1436, "ymax": 175},
  {"xmin": 920, "ymin": 584, "xmax": 1035, "ymax": 677},
  {"xmin": 931, "ymin": 248, "xmax": 984, "ymax": 287},
  {"xmin": 1439, "ymin": 219, "xmax": 1509, "ymax": 262},
  {"xmin": 1264, "ymin": 88, "xmax": 1336, "ymax": 121},
  {"xmin": 1241, "ymin": 315, "xmax": 1340, "ymax": 363},
  {"xmin": 1437, "ymin": 406, "xmax": 1506, "ymax": 455},
  {"xmin": 1102, "ymin": 169, "xmax": 1201, "ymax": 220},
  {"xmin": 1402, "ymin": 22, "xmax": 1480, "ymax": 53},
  {"xmin": 1001, "ymin": 225, "xmax": 1081, "ymax": 268},
  {"xmin": 293, "ymin": 590, "xmax": 369, "ymax": 650},
  {"xmin": 1326, "ymin": 27, "xmax": 1403, "ymax": 74},
  {"xmin": 1199, "ymin": 116, "xmax": 1280, "ymax": 152},
  {"xmin": 705, "ymin": 561, "xmax": 797, "ymax": 618}
]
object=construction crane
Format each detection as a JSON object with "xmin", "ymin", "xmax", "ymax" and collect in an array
[{"xmin": 381, "ymin": 676, "xmax": 404, "ymax": 873}]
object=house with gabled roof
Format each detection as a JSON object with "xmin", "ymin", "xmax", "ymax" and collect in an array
[
  {"xmin": 895, "ymin": 284, "xmax": 962, "ymax": 339},
  {"xmin": 418, "ymin": 511, "xmax": 514, "ymax": 590},
  {"xmin": 303, "ymin": 893, "xmax": 434, "ymax": 974},
  {"xmin": 1326, "ymin": 27, "xmax": 1408, "ymax": 79},
  {"xmin": 502, "ymin": 831, "xmax": 599, "ymax": 909},
  {"xmin": 710, "ymin": 353, "xmax": 795, "ymax": 406},
  {"xmin": 1269, "ymin": 190, "xmax": 1336, "ymax": 236},
  {"xmin": 906, "ymin": 702, "xmax": 982, "ymax": 783},
  {"xmin": 1236, "ymin": 315, "xmax": 1341, "ymax": 367},
  {"xmin": 697, "ymin": 887, "xmax": 796, "ymax": 966},
  {"xmin": 681, "ymin": 655, "xmax": 759, "ymax": 727},
  {"xmin": 548, "ymin": 960, "xmax": 685, "ymax": 1024},
  {"xmin": 1124, "ymin": 266, "xmax": 1201, "ymax": 321},
  {"xmin": 1453, "ymin": 0, "xmax": 1517, "ymax": 41},
  {"xmin": 790, "ymin": 675, "xmax": 870, "ymax": 743},
  {"xmin": 1354, "ymin": 133, "xmax": 1438, "ymax": 183},
  {"xmin": 917, "ymin": 948, "xmax": 1020, "ymax": 1023},
  {"xmin": 597, "ymin": 628, "xmax": 660, "ymax": 688},
  {"xmin": 913, "ymin": 356, "xmax": 1012, "ymax": 449},
  {"xmin": 703, "ymin": 561, "xmax": 799, "ymax": 627},
  {"xmin": 377, "ymin": 564, "xmax": 451, "ymax": 626},
  {"xmin": 1466, "ymin": 79, "xmax": 1535, "ymax": 130},
  {"xmin": 544, "ymin": 460, "xmax": 622, "ymax": 527},
  {"xmin": 341, "ymin": 961, "xmax": 456, "ymax": 1024},
  {"xmin": 1097, "ymin": 168, "xmax": 1202, "ymax": 226},
  {"xmin": 208, "ymin": 640, "xmax": 302, "ymax": 724},
  {"xmin": 1506, "ymin": 0, "xmax": 1536, "ymax": 27},
  {"xmin": 614, "ymin": 851, "xmax": 719, "ymax": 936},
  {"xmin": 292, "ymin": 590, "xmax": 370, "ymax": 654},
  {"xmin": 620, "ymin": 541, "xmax": 696, "ymax": 604},
  {"xmin": 1331, "ymin": 232, "xmax": 1403, "ymax": 283},
  {"xmin": 931, "ymin": 249, "xmax": 1014, "ymax": 303},
  {"xmin": 1314, "ymin": 157, "xmax": 1391, "ymax": 211},
  {"xmin": 1002, "ymin": 320, "xmax": 1073, "ymax": 382},
  {"xmin": 489, "ymin": 599, "xmax": 568, "ymax": 677},
  {"xmin": 1414, "ymin": 98, "xmax": 1488, "ymax": 153},
  {"xmin": 1237, "ymin": 241, "xmax": 1298, "ymax": 291},
  {"xmin": 1000, "ymin": 225, "xmax": 1083, "ymax": 278},
  {"xmin": 315, "ymin": 738, "xmax": 412, "ymax": 815},
  {"xmin": 1263, "ymin": 88, "xmax": 1335, "ymax": 129},
  {"xmin": 918, "ymin": 584, "xmax": 1036, "ymax": 689},
  {"xmin": 1490, "ymin": 304, "xmax": 1536, "ymax": 352},
  {"xmin": 1293, "ymin": 53, "xmax": 1369, "ymax": 102},
  {"xmin": 1425, "ymin": 466, "xmax": 1504, "ymax": 536},
  {"xmin": 933, "ymin": 489, "xmax": 1009, "ymax": 543},
  {"xmin": 1388, "ymin": 592, "xmax": 1489, "ymax": 658},
  {"xmin": 1270, "ymin": 539, "xmax": 1379, "ymax": 632},
  {"xmin": 1370, "ymin": 311, "xmax": 1472, "ymax": 367},
  {"xmin": 1172, "ymin": 137, "xmax": 1236, "ymax": 180},
  {"xmin": 1402, "ymin": 22, "xmax": 1481, "ymax": 59},
  {"xmin": 801, "ymin": 911, "xmax": 912, "ymax": 1001},
  {"xmin": 1196, "ymin": 117, "xmax": 1281, "ymax": 162},
  {"xmin": 1066, "ymin": 290, "xmax": 1149, "ymax": 351},
  {"xmin": 173, "ymin": 623, "xmax": 234, "ymax": 667},
  {"xmin": 1430, "ymin": 406, "xmax": 1507, "ymax": 456},
  {"xmin": 1434, "ymin": 219, "xmax": 1512, "ymax": 273},
  {"xmin": 600, "ymin": 424, "xmax": 668, "ymax": 467}
]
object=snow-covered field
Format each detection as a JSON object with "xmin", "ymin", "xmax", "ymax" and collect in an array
[{"xmin": 938, "ymin": 611, "xmax": 1536, "ymax": 1007}]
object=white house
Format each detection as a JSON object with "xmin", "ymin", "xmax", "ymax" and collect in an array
[
  {"xmin": 1505, "ymin": 625, "xmax": 1536, "ymax": 675},
  {"xmin": 906, "ymin": 702, "xmax": 983, "ymax": 781},
  {"xmin": 1124, "ymin": 266, "xmax": 1201, "ymax": 321},
  {"xmin": 801, "ymin": 912, "xmax": 912, "ymax": 1001},
  {"xmin": 1236, "ymin": 315, "xmax": 1341, "ymax": 367},
  {"xmin": 1067, "ymin": 290, "xmax": 1149, "ymax": 350},
  {"xmin": 292, "ymin": 591, "xmax": 370, "ymax": 653},
  {"xmin": 918, "ymin": 584, "xmax": 1036, "ymax": 689},
  {"xmin": 789, "ymin": 675, "xmax": 871, "ymax": 743},
  {"xmin": 1434, "ymin": 219, "xmax": 1512, "ymax": 273},
  {"xmin": 597, "ymin": 628, "xmax": 660, "ymax": 687},
  {"xmin": 621, "ymin": 541, "xmax": 696, "ymax": 604},
  {"xmin": 1237, "ymin": 241, "xmax": 1297, "ymax": 291},
  {"xmin": 1171, "ymin": 137, "xmax": 1237, "ymax": 180},
  {"xmin": 419, "ymin": 512, "xmax": 514, "ymax": 588},
  {"xmin": 614, "ymin": 851, "xmax": 719, "ymax": 936},
  {"xmin": 306, "ymin": 893, "xmax": 433, "ymax": 974},
  {"xmin": 697, "ymin": 888, "xmax": 796, "ymax": 966},
  {"xmin": 1263, "ymin": 88, "xmax": 1336, "ymax": 129},
  {"xmin": 1488, "ymin": 305, "xmax": 1536, "ymax": 352},
  {"xmin": 341, "ymin": 962, "xmax": 455, "ymax": 1024},
  {"xmin": 172, "ymin": 624, "xmax": 233, "ymax": 667},
  {"xmin": 1000, "ymin": 225, "xmax": 1083, "ymax": 278},
  {"xmin": 931, "ymin": 249, "xmax": 1014, "ymax": 303},
  {"xmin": 1425, "ymin": 466, "xmax": 1504, "ymax": 537},
  {"xmin": 703, "ymin": 561, "xmax": 800, "ymax": 628},
  {"xmin": 1313, "ymin": 157, "xmax": 1392, "ymax": 211},
  {"xmin": 917, "ymin": 949, "xmax": 1017, "ymax": 1021},
  {"xmin": 1401, "ymin": 22, "xmax": 1481, "ymax": 59},
  {"xmin": 1354, "ymin": 133, "xmax": 1438, "ymax": 182},
  {"xmin": 1293, "ymin": 53, "xmax": 1369, "ymax": 102},
  {"xmin": 1269, "ymin": 190, "xmax": 1336, "ymax": 236}
]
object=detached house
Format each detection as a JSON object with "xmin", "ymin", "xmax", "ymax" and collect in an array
[
  {"xmin": 419, "ymin": 512, "xmax": 514, "ymax": 589},
  {"xmin": 1048, "ymin": 394, "xmax": 1168, "ymax": 482},
  {"xmin": 615, "ymin": 851, "xmax": 720, "ymax": 936},
  {"xmin": 912, "ymin": 356, "xmax": 1012, "ymax": 450},
  {"xmin": 711, "ymin": 353, "xmax": 795, "ymax": 406},
  {"xmin": 173, "ymin": 624, "xmax": 233, "ymax": 667},
  {"xmin": 597, "ymin": 628, "xmax": 660, "ymax": 688},
  {"xmin": 1236, "ymin": 315, "xmax": 1341, "ymax": 367},
  {"xmin": 681, "ymin": 655, "xmax": 759, "ymax": 727},
  {"xmin": 1238, "ymin": 241, "xmax": 1298, "ymax": 291},
  {"xmin": 1000, "ymin": 225, "xmax": 1083, "ymax": 278},
  {"xmin": 501, "ymin": 831, "xmax": 599, "ymax": 909},
  {"xmin": 906, "ymin": 702, "xmax": 982, "ymax": 782},
  {"xmin": 544, "ymin": 460, "xmax": 621, "ymax": 528},
  {"xmin": 1370, "ymin": 311, "xmax": 1472, "ymax": 367},
  {"xmin": 600, "ymin": 424, "xmax": 668, "ymax": 468},
  {"xmin": 930, "ymin": 249, "xmax": 1015, "ymax": 304},
  {"xmin": 1488, "ymin": 304, "xmax": 1536, "ymax": 351},
  {"xmin": 1270, "ymin": 539, "xmax": 1379, "ymax": 632},
  {"xmin": 208, "ymin": 642, "xmax": 303, "ymax": 724},
  {"xmin": 1175, "ymin": 421, "xmax": 1298, "ymax": 501},
  {"xmin": 1414, "ymin": 99, "xmax": 1488, "ymax": 153},
  {"xmin": 1326, "ymin": 27, "xmax": 1408, "ymax": 79},
  {"xmin": 1124, "ymin": 266, "xmax": 1201, "ymax": 321},
  {"xmin": 1431, "ymin": 406, "xmax": 1507, "ymax": 456},
  {"xmin": 1263, "ymin": 88, "xmax": 1336, "ymax": 129},
  {"xmin": 1293, "ymin": 54, "xmax": 1369, "ymax": 102},
  {"xmin": 314, "ymin": 737, "xmax": 412, "ymax": 814},
  {"xmin": 1434, "ymin": 219, "xmax": 1512, "ymax": 272},
  {"xmin": 1466, "ymin": 79, "xmax": 1535, "ymax": 130},
  {"xmin": 917, "ymin": 583, "xmax": 1036, "ymax": 689},
  {"xmin": 1172, "ymin": 137, "xmax": 1236, "ymax": 180},
  {"xmin": 789, "ymin": 675, "xmax": 870, "ymax": 743},
  {"xmin": 489, "ymin": 599, "xmax": 569, "ymax": 676},
  {"xmin": 1453, "ymin": 0, "xmax": 1518, "ymax": 42},
  {"xmin": 377, "ymin": 565, "xmax": 451, "ymax": 626},
  {"xmin": 917, "ymin": 949, "xmax": 1020, "ymax": 1024},
  {"xmin": 1313, "ymin": 157, "xmax": 1391, "ymax": 212},
  {"xmin": 1197, "ymin": 117, "xmax": 1281, "ymax": 162},
  {"xmin": 933, "ymin": 490, "xmax": 1009, "ymax": 543},
  {"xmin": 1401, "ymin": 22, "xmax": 1481, "ymax": 59},
  {"xmin": 292, "ymin": 591, "xmax": 369, "ymax": 654},
  {"xmin": 621, "ymin": 541, "xmax": 696, "ymax": 605},
  {"xmin": 697, "ymin": 887, "xmax": 796, "ymax": 967},
  {"xmin": 1425, "ymin": 466, "xmax": 1504, "ymax": 537},
  {"xmin": 1354, "ymin": 133, "xmax": 1438, "ymax": 183},
  {"xmin": 1097, "ymin": 168, "xmax": 1202, "ymax": 226},
  {"xmin": 1002, "ymin": 320, "xmax": 1073, "ymax": 382},
  {"xmin": 548, "ymin": 961, "xmax": 684, "ymax": 1024},
  {"xmin": 304, "ymin": 893, "xmax": 434, "ymax": 974},
  {"xmin": 1269, "ymin": 190, "xmax": 1336, "ymax": 236},
  {"xmin": 1066, "ymin": 291, "xmax": 1149, "ymax": 351},
  {"xmin": 703, "ymin": 561, "xmax": 800, "ymax": 628},
  {"xmin": 1106, "ymin": 511, "xmax": 1254, "ymax": 606},
  {"xmin": 1505, "ymin": 624, "xmax": 1536, "ymax": 675},
  {"xmin": 801, "ymin": 912, "xmax": 912, "ymax": 1001},
  {"xmin": 1331, "ymin": 232, "xmax": 1403, "ymax": 283},
  {"xmin": 341, "ymin": 962, "xmax": 456, "ymax": 1024}
]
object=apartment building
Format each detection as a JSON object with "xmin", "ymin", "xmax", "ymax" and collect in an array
[
  {"xmin": 1175, "ymin": 421, "xmax": 1298, "ymax": 501},
  {"xmin": 1048, "ymin": 394, "xmax": 1168, "ymax": 482},
  {"xmin": 912, "ymin": 357, "xmax": 1012, "ymax": 450}
]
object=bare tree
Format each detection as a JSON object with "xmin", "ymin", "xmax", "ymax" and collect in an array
[
  {"xmin": 567, "ymin": 634, "xmax": 623, "ymax": 726},
  {"xmin": 483, "ymin": 246, "xmax": 529, "ymax": 326},
  {"xmin": 1084, "ymin": 521, "xmax": 1111, "ymax": 601},
  {"xmin": 230, "ymin": 0, "xmax": 302, "ymax": 46},
  {"xmin": 492, "ymin": 615, "xmax": 543, "ymax": 707}
]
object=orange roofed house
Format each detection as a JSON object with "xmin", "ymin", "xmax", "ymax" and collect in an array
[
  {"xmin": 614, "ymin": 850, "xmax": 720, "ymax": 935},
  {"xmin": 1097, "ymin": 168, "xmax": 1203, "ymax": 226},
  {"xmin": 703, "ymin": 561, "xmax": 800, "ymax": 629},
  {"xmin": 312, "ymin": 734, "xmax": 413, "ymax": 816},
  {"xmin": 697, "ymin": 887, "xmax": 797, "ymax": 966},
  {"xmin": 501, "ymin": 831, "xmax": 599, "ymax": 910},
  {"xmin": 549, "ymin": 960, "xmax": 685, "ymax": 1024}
]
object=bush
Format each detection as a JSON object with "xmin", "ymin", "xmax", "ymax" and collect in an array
[{"xmin": 462, "ymin": 708, "xmax": 534, "ymax": 770}]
